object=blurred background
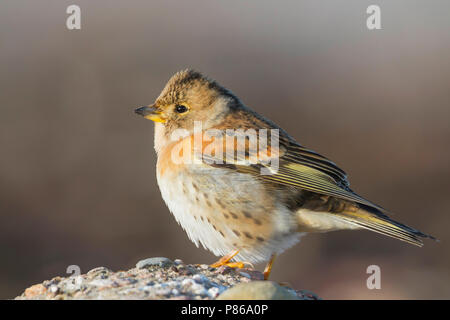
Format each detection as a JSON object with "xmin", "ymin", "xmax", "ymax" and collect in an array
[{"xmin": 1, "ymin": 0, "xmax": 449, "ymax": 299}]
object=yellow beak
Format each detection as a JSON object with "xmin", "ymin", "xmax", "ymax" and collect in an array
[{"xmin": 134, "ymin": 105, "xmax": 166, "ymax": 123}]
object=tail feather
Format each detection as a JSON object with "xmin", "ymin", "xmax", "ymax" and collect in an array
[{"xmin": 334, "ymin": 205, "xmax": 437, "ymax": 247}]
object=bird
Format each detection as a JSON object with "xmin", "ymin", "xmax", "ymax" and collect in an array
[{"xmin": 135, "ymin": 69, "xmax": 436, "ymax": 280}]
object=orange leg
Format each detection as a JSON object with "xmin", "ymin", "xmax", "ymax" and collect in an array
[
  {"xmin": 263, "ymin": 254, "xmax": 276, "ymax": 280},
  {"xmin": 210, "ymin": 250, "xmax": 252, "ymax": 269}
]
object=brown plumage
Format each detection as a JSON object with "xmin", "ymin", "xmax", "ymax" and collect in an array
[{"xmin": 135, "ymin": 69, "xmax": 436, "ymax": 279}]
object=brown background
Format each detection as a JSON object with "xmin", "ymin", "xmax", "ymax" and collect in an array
[{"xmin": 1, "ymin": 0, "xmax": 449, "ymax": 299}]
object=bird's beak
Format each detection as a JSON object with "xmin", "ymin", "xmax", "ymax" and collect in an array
[{"xmin": 134, "ymin": 105, "xmax": 166, "ymax": 123}]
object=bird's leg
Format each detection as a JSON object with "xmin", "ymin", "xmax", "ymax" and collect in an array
[
  {"xmin": 210, "ymin": 250, "xmax": 252, "ymax": 269},
  {"xmin": 263, "ymin": 254, "xmax": 277, "ymax": 280},
  {"xmin": 210, "ymin": 249, "xmax": 240, "ymax": 268}
]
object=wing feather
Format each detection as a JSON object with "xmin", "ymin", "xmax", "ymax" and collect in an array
[{"xmin": 200, "ymin": 133, "xmax": 386, "ymax": 212}]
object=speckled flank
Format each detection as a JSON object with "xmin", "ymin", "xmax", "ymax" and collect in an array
[{"xmin": 157, "ymin": 159, "xmax": 302, "ymax": 264}]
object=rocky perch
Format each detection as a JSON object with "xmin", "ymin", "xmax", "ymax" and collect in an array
[{"xmin": 16, "ymin": 257, "xmax": 320, "ymax": 300}]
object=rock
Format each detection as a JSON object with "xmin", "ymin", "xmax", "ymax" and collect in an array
[
  {"xmin": 217, "ymin": 281, "xmax": 299, "ymax": 300},
  {"xmin": 216, "ymin": 265, "xmax": 233, "ymax": 275},
  {"xmin": 136, "ymin": 257, "xmax": 173, "ymax": 269},
  {"xmin": 24, "ymin": 284, "xmax": 47, "ymax": 298},
  {"xmin": 173, "ymin": 259, "xmax": 184, "ymax": 265},
  {"xmin": 87, "ymin": 267, "xmax": 112, "ymax": 278},
  {"xmin": 192, "ymin": 274, "xmax": 208, "ymax": 283},
  {"xmin": 89, "ymin": 279, "xmax": 115, "ymax": 287},
  {"xmin": 295, "ymin": 289, "xmax": 321, "ymax": 300},
  {"xmin": 15, "ymin": 258, "xmax": 319, "ymax": 300},
  {"xmin": 238, "ymin": 269, "xmax": 265, "ymax": 281}
]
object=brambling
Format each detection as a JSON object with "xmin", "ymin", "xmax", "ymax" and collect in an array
[{"xmin": 135, "ymin": 70, "xmax": 435, "ymax": 279}]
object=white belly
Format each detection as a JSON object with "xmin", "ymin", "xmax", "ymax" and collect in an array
[{"xmin": 156, "ymin": 162, "xmax": 304, "ymax": 263}]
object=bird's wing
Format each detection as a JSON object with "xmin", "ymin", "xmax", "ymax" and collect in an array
[
  {"xmin": 198, "ymin": 132, "xmax": 386, "ymax": 213},
  {"xmin": 197, "ymin": 130, "xmax": 436, "ymax": 246}
]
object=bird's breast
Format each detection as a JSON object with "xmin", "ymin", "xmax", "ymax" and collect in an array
[{"xmin": 155, "ymin": 149, "xmax": 302, "ymax": 263}]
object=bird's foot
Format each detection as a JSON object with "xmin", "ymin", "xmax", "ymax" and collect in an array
[
  {"xmin": 210, "ymin": 250, "xmax": 254, "ymax": 269},
  {"xmin": 222, "ymin": 261, "xmax": 254, "ymax": 269},
  {"xmin": 263, "ymin": 254, "xmax": 277, "ymax": 280}
]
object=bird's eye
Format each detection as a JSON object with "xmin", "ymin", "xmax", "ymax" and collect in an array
[{"xmin": 175, "ymin": 105, "xmax": 188, "ymax": 113}]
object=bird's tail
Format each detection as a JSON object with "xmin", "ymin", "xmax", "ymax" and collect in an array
[{"xmin": 333, "ymin": 205, "xmax": 437, "ymax": 247}]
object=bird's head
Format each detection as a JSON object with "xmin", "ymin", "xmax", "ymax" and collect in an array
[{"xmin": 135, "ymin": 70, "xmax": 240, "ymax": 135}]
